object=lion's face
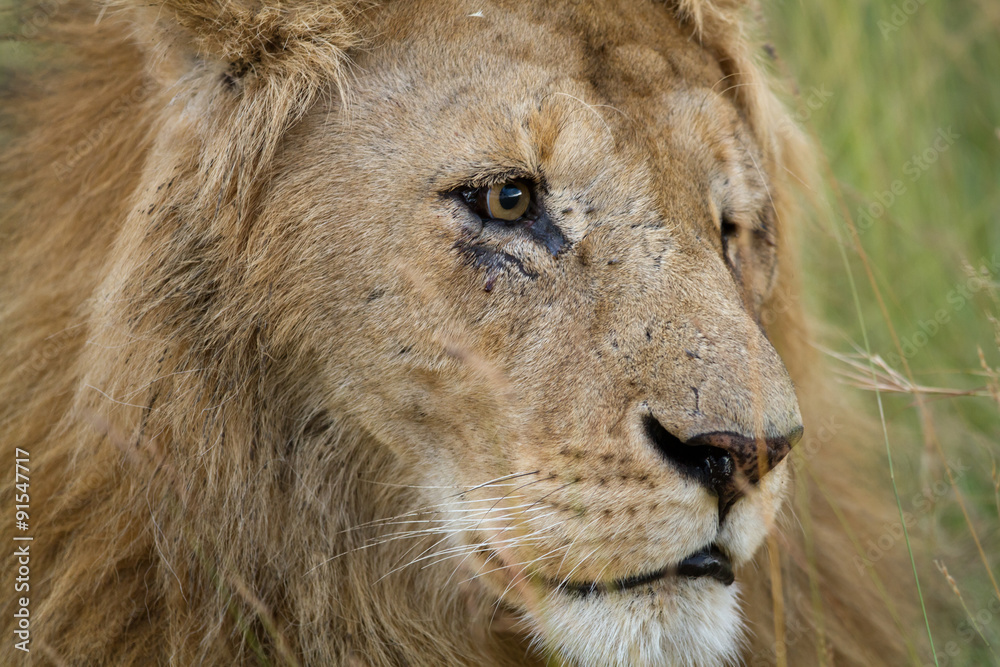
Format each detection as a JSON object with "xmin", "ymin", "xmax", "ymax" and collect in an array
[{"xmin": 263, "ymin": 0, "xmax": 802, "ymax": 663}]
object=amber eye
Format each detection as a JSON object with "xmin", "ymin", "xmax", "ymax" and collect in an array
[{"xmin": 484, "ymin": 180, "xmax": 530, "ymax": 221}]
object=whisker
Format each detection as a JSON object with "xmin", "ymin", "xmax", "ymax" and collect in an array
[
  {"xmin": 717, "ymin": 81, "xmax": 764, "ymax": 97},
  {"xmin": 710, "ymin": 71, "xmax": 742, "ymax": 93},
  {"xmin": 356, "ymin": 504, "xmax": 555, "ymax": 555},
  {"xmin": 337, "ymin": 471, "xmax": 542, "ymax": 535},
  {"xmin": 442, "ymin": 478, "xmax": 563, "ymax": 587},
  {"xmin": 420, "ymin": 530, "xmax": 562, "ymax": 573},
  {"xmin": 472, "ymin": 542, "xmax": 571, "ymax": 587},
  {"xmin": 458, "ymin": 470, "xmax": 543, "ymax": 497},
  {"xmin": 372, "ymin": 500, "xmax": 555, "ymax": 582},
  {"xmin": 357, "ymin": 469, "xmax": 540, "ymax": 493},
  {"xmin": 456, "ymin": 513, "xmax": 567, "ymax": 587},
  {"xmin": 486, "ymin": 543, "xmax": 575, "ymax": 627},
  {"xmin": 555, "ymin": 546, "xmax": 602, "ymax": 590},
  {"xmin": 336, "ymin": 492, "xmax": 533, "ymax": 535},
  {"xmin": 551, "ymin": 91, "xmax": 614, "ymax": 140}
]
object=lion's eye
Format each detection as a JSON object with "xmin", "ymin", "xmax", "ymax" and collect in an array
[
  {"xmin": 453, "ymin": 177, "xmax": 567, "ymax": 260},
  {"xmin": 720, "ymin": 214, "xmax": 740, "ymax": 268},
  {"xmin": 475, "ymin": 180, "xmax": 531, "ymax": 222}
]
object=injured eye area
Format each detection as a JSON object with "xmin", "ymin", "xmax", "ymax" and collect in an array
[
  {"xmin": 716, "ymin": 204, "xmax": 777, "ymax": 267},
  {"xmin": 453, "ymin": 178, "xmax": 567, "ymax": 258},
  {"xmin": 466, "ymin": 179, "xmax": 532, "ymax": 222},
  {"xmin": 715, "ymin": 202, "xmax": 779, "ymax": 311},
  {"xmin": 719, "ymin": 213, "xmax": 742, "ymax": 271}
]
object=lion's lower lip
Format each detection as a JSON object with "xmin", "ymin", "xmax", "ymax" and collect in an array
[
  {"xmin": 555, "ymin": 544, "xmax": 734, "ymax": 596},
  {"xmin": 676, "ymin": 545, "xmax": 735, "ymax": 586}
]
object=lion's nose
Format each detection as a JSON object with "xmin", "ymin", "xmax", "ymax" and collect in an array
[{"xmin": 643, "ymin": 415, "xmax": 803, "ymax": 519}]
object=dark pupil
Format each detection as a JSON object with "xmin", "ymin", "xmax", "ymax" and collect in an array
[{"xmin": 498, "ymin": 184, "xmax": 523, "ymax": 210}]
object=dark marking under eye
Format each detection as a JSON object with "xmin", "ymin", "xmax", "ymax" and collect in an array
[
  {"xmin": 471, "ymin": 190, "xmax": 567, "ymax": 257},
  {"xmin": 522, "ymin": 208, "xmax": 567, "ymax": 256},
  {"xmin": 450, "ymin": 186, "xmax": 568, "ymax": 257},
  {"xmin": 455, "ymin": 241, "xmax": 537, "ymax": 280}
]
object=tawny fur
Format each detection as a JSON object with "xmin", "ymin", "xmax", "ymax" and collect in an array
[{"xmin": 2, "ymin": 1, "xmax": 918, "ymax": 665}]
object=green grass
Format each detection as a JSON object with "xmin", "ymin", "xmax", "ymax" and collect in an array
[{"xmin": 765, "ymin": 1, "xmax": 1000, "ymax": 664}]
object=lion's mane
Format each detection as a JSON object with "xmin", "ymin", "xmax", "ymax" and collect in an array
[{"xmin": 1, "ymin": 1, "xmax": 915, "ymax": 664}]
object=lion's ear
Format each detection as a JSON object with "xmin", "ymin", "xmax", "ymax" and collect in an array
[
  {"xmin": 110, "ymin": 1, "xmax": 374, "ymax": 220},
  {"xmin": 666, "ymin": 0, "xmax": 802, "ymax": 175},
  {"xmin": 118, "ymin": 0, "xmax": 369, "ymax": 92}
]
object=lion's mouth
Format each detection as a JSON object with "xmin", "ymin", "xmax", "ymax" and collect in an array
[{"xmin": 555, "ymin": 545, "xmax": 734, "ymax": 596}]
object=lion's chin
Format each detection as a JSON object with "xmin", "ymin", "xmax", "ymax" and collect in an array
[{"xmin": 527, "ymin": 577, "xmax": 744, "ymax": 667}]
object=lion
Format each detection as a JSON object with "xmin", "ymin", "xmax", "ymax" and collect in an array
[{"xmin": 1, "ymin": 0, "xmax": 919, "ymax": 665}]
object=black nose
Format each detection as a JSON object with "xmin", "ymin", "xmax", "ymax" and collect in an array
[{"xmin": 643, "ymin": 415, "xmax": 803, "ymax": 518}]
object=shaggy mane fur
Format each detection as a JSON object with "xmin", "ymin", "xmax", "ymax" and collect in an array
[{"xmin": 2, "ymin": 1, "xmax": 917, "ymax": 664}]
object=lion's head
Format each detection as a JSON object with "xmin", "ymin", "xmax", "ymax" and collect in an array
[
  {"xmin": 264, "ymin": 3, "xmax": 802, "ymax": 663},
  {"xmin": 5, "ymin": 1, "xmax": 909, "ymax": 666}
]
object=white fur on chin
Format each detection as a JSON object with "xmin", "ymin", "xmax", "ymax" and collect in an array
[{"xmin": 528, "ymin": 578, "xmax": 745, "ymax": 667}]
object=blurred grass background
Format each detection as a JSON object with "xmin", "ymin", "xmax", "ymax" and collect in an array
[
  {"xmin": 765, "ymin": 0, "xmax": 1000, "ymax": 664},
  {"xmin": 1, "ymin": 0, "xmax": 997, "ymax": 664}
]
